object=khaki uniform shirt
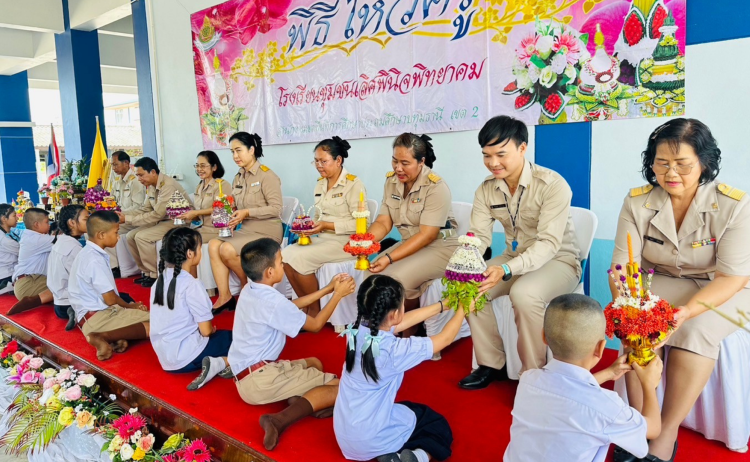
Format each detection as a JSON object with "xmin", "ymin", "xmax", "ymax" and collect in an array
[
  {"xmin": 125, "ymin": 173, "xmax": 191, "ymax": 227},
  {"xmin": 112, "ymin": 169, "xmax": 146, "ymax": 212},
  {"xmin": 613, "ymin": 181, "xmax": 750, "ymax": 281},
  {"xmin": 231, "ymin": 162, "xmax": 283, "ymax": 220},
  {"xmin": 313, "ymin": 167, "xmax": 365, "ymax": 235},
  {"xmin": 469, "ymin": 160, "xmax": 580, "ymax": 276},
  {"xmin": 379, "ymin": 165, "xmax": 457, "ymax": 241},
  {"xmin": 194, "ymin": 178, "xmax": 226, "ymax": 228}
]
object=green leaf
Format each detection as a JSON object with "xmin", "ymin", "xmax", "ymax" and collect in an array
[
  {"xmin": 579, "ymin": 33, "xmax": 589, "ymax": 45},
  {"xmin": 529, "ymin": 54, "xmax": 547, "ymax": 69}
]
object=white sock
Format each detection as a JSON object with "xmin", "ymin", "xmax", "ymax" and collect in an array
[
  {"xmin": 189, "ymin": 357, "xmax": 226, "ymax": 390},
  {"xmin": 412, "ymin": 449, "xmax": 429, "ymax": 462}
]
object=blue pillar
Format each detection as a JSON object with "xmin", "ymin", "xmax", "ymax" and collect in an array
[
  {"xmin": 0, "ymin": 72, "xmax": 38, "ymax": 204},
  {"xmin": 54, "ymin": 0, "xmax": 107, "ymax": 162},
  {"xmin": 534, "ymin": 122, "xmax": 593, "ymax": 294},
  {"xmin": 131, "ymin": 0, "xmax": 158, "ymax": 161}
]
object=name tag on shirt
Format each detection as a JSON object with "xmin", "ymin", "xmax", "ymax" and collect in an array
[
  {"xmin": 314, "ymin": 193, "xmax": 322, "ymax": 197},
  {"xmin": 490, "ymin": 204, "xmax": 507, "ymax": 209},
  {"xmin": 332, "ymin": 193, "xmax": 343, "ymax": 198},
  {"xmin": 235, "ymin": 185, "xmax": 243, "ymax": 189},
  {"xmin": 250, "ymin": 181, "xmax": 260, "ymax": 187},
  {"xmin": 391, "ymin": 194, "xmax": 401, "ymax": 201},
  {"xmin": 644, "ymin": 236, "xmax": 664, "ymax": 245}
]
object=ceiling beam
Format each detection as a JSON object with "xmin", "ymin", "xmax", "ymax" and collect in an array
[
  {"xmin": 0, "ymin": 0, "xmax": 64, "ymax": 33},
  {"xmin": 98, "ymin": 33, "xmax": 136, "ymax": 70},
  {"xmin": 98, "ymin": 16, "xmax": 134, "ymax": 38},
  {"xmin": 68, "ymin": 0, "xmax": 132, "ymax": 32}
]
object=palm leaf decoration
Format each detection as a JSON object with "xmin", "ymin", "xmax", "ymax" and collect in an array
[{"xmin": 0, "ymin": 390, "xmax": 65, "ymax": 456}]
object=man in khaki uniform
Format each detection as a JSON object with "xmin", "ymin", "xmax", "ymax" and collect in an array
[
  {"xmin": 117, "ymin": 157, "xmax": 190, "ymax": 287},
  {"xmin": 107, "ymin": 151, "xmax": 146, "ymax": 273},
  {"xmin": 461, "ymin": 116, "xmax": 581, "ymax": 390}
]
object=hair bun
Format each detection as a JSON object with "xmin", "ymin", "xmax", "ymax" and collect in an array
[
  {"xmin": 253, "ymin": 134, "xmax": 263, "ymax": 147},
  {"xmin": 332, "ymin": 136, "xmax": 351, "ymax": 156}
]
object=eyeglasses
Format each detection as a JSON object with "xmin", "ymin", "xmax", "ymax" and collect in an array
[
  {"xmin": 311, "ymin": 160, "xmax": 331, "ymax": 167},
  {"xmin": 651, "ymin": 162, "xmax": 698, "ymax": 175},
  {"xmin": 194, "ymin": 163, "xmax": 211, "ymax": 169}
]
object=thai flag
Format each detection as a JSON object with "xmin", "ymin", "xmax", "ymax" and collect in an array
[{"xmin": 46, "ymin": 124, "xmax": 60, "ymax": 183}]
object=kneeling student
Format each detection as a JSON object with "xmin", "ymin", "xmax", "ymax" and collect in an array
[
  {"xmin": 47, "ymin": 205, "xmax": 89, "ymax": 330},
  {"xmin": 334, "ymin": 275, "xmax": 467, "ymax": 462},
  {"xmin": 8, "ymin": 208, "xmax": 54, "ymax": 314},
  {"xmin": 68, "ymin": 211, "xmax": 150, "ymax": 360},
  {"xmin": 150, "ymin": 227, "xmax": 232, "ymax": 391},
  {"xmin": 504, "ymin": 294, "xmax": 663, "ymax": 462},
  {"xmin": 227, "ymin": 238, "xmax": 355, "ymax": 451}
]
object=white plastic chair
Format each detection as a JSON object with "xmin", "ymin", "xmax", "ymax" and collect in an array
[
  {"xmin": 474, "ymin": 206, "xmax": 598, "ymax": 378},
  {"xmin": 316, "ymin": 199, "xmax": 379, "ymax": 329}
]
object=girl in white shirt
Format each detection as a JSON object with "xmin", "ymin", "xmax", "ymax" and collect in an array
[
  {"xmin": 48, "ymin": 205, "xmax": 89, "ymax": 330},
  {"xmin": 0, "ymin": 204, "xmax": 21, "ymax": 295},
  {"xmin": 150, "ymin": 227, "xmax": 232, "ymax": 391}
]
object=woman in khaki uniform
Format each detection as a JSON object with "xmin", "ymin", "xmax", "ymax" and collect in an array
[
  {"xmin": 283, "ymin": 136, "xmax": 365, "ymax": 316},
  {"xmin": 368, "ymin": 133, "xmax": 459, "ymax": 314},
  {"xmin": 209, "ymin": 132, "xmax": 283, "ymax": 313},
  {"xmin": 610, "ymin": 119, "xmax": 750, "ymax": 462},
  {"xmin": 176, "ymin": 150, "xmax": 228, "ymax": 241}
]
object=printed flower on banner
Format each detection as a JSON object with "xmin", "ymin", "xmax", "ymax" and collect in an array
[{"xmin": 192, "ymin": 0, "xmax": 293, "ymax": 48}]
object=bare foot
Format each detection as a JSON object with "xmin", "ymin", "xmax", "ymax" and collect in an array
[
  {"xmin": 87, "ymin": 333, "xmax": 113, "ymax": 360},
  {"xmin": 112, "ymin": 340, "xmax": 128, "ymax": 353},
  {"xmin": 259, "ymin": 415, "xmax": 280, "ymax": 450}
]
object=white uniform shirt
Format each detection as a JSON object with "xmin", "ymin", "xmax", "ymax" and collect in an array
[
  {"xmin": 227, "ymin": 282, "xmax": 306, "ymax": 375},
  {"xmin": 503, "ymin": 359, "xmax": 648, "ymax": 462},
  {"xmin": 150, "ymin": 268, "xmax": 213, "ymax": 371},
  {"xmin": 0, "ymin": 230, "xmax": 21, "ymax": 280},
  {"xmin": 334, "ymin": 326, "xmax": 433, "ymax": 460},
  {"xmin": 12, "ymin": 230, "xmax": 55, "ymax": 282},
  {"xmin": 47, "ymin": 234, "xmax": 84, "ymax": 306},
  {"xmin": 69, "ymin": 242, "xmax": 119, "ymax": 321}
]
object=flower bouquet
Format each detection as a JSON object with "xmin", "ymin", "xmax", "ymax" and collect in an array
[
  {"xmin": 166, "ymin": 191, "xmax": 192, "ymax": 225},
  {"xmin": 291, "ymin": 204, "xmax": 320, "ymax": 246},
  {"xmin": 211, "ymin": 194, "xmax": 235, "ymax": 237},
  {"xmin": 84, "ymin": 179, "xmax": 120, "ymax": 212},
  {"xmin": 605, "ymin": 233, "xmax": 677, "ymax": 366},
  {"xmin": 441, "ymin": 233, "xmax": 488, "ymax": 315},
  {"xmin": 13, "ymin": 191, "xmax": 33, "ymax": 219},
  {"xmin": 343, "ymin": 192, "xmax": 380, "ymax": 270},
  {"xmin": 56, "ymin": 183, "xmax": 74, "ymax": 205},
  {"xmin": 503, "ymin": 18, "xmax": 589, "ymax": 123}
]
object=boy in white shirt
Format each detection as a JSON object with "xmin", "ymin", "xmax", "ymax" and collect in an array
[
  {"xmin": 8, "ymin": 208, "xmax": 54, "ymax": 314},
  {"xmin": 69, "ymin": 211, "xmax": 150, "ymax": 360},
  {"xmin": 227, "ymin": 237, "xmax": 355, "ymax": 451},
  {"xmin": 504, "ymin": 294, "xmax": 663, "ymax": 462}
]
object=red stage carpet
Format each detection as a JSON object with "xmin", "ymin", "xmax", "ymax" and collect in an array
[{"xmin": 0, "ymin": 280, "xmax": 745, "ymax": 462}]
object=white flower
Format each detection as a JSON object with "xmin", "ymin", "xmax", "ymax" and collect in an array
[
  {"xmin": 129, "ymin": 407, "xmax": 138, "ymax": 414},
  {"xmin": 109, "ymin": 394, "xmax": 116, "ymax": 401},
  {"xmin": 539, "ymin": 66, "xmax": 557, "ymax": 88},
  {"xmin": 550, "ymin": 53, "xmax": 567, "ymax": 74},
  {"xmin": 130, "ymin": 430, "xmax": 142, "ymax": 444},
  {"xmin": 109, "ymin": 435, "xmax": 124, "ymax": 452},
  {"xmin": 514, "ymin": 69, "xmax": 534, "ymax": 90},
  {"xmin": 528, "ymin": 65, "xmax": 541, "ymax": 83},
  {"xmin": 38, "ymin": 388, "xmax": 54, "ymax": 406},
  {"xmin": 536, "ymin": 35, "xmax": 554, "ymax": 59},
  {"xmin": 351, "ymin": 210, "xmax": 370, "ymax": 219},
  {"xmin": 564, "ymin": 65, "xmax": 577, "ymax": 83},
  {"xmin": 458, "ymin": 234, "xmax": 481, "ymax": 247},
  {"xmin": 119, "ymin": 443, "xmax": 134, "ymax": 461},
  {"xmin": 76, "ymin": 374, "xmax": 96, "ymax": 388}
]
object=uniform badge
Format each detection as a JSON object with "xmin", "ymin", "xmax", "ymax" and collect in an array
[
  {"xmin": 250, "ymin": 181, "xmax": 260, "ymax": 187},
  {"xmin": 391, "ymin": 194, "xmax": 401, "ymax": 201},
  {"xmin": 691, "ymin": 238, "xmax": 716, "ymax": 248},
  {"xmin": 411, "ymin": 198, "xmax": 422, "ymax": 203},
  {"xmin": 332, "ymin": 193, "xmax": 343, "ymax": 198},
  {"xmin": 490, "ymin": 204, "xmax": 507, "ymax": 209}
]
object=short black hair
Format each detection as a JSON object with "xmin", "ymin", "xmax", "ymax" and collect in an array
[
  {"xmin": 240, "ymin": 238, "xmax": 280, "ymax": 282},
  {"xmin": 23, "ymin": 208, "xmax": 49, "ymax": 229},
  {"xmin": 112, "ymin": 151, "xmax": 130, "ymax": 163},
  {"xmin": 134, "ymin": 157, "xmax": 159, "ymax": 175},
  {"xmin": 315, "ymin": 136, "xmax": 351, "ymax": 164},
  {"xmin": 642, "ymin": 118, "xmax": 721, "ymax": 186},
  {"xmin": 229, "ymin": 132, "xmax": 264, "ymax": 158},
  {"xmin": 87, "ymin": 211, "xmax": 119, "ymax": 239},
  {"xmin": 197, "ymin": 150, "xmax": 225, "ymax": 179},
  {"xmin": 478, "ymin": 115, "xmax": 528, "ymax": 148}
]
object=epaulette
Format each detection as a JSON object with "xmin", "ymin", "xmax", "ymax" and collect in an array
[
  {"xmin": 718, "ymin": 183, "xmax": 746, "ymax": 201},
  {"xmin": 386, "ymin": 171, "xmax": 396, "ymax": 178},
  {"xmin": 630, "ymin": 184, "xmax": 653, "ymax": 197},
  {"xmin": 317, "ymin": 176, "xmax": 324, "ymax": 181},
  {"xmin": 259, "ymin": 165, "xmax": 269, "ymax": 172},
  {"xmin": 346, "ymin": 174, "xmax": 357, "ymax": 181},
  {"xmin": 428, "ymin": 173, "xmax": 441, "ymax": 183}
]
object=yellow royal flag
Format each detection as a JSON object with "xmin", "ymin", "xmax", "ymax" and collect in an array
[{"xmin": 87, "ymin": 118, "xmax": 108, "ymax": 188}]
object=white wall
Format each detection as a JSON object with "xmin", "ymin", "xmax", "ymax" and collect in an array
[{"xmin": 147, "ymin": 0, "xmax": 534, "ymax": 207}]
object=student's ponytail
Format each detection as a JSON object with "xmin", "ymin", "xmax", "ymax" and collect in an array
[
  {"xmin": 153, "ymin": 237, "xmax": 169, "ymax": 308},
  {"xmin": 53, "ymin": 205, "xmax": 86, "ymax": 244}
]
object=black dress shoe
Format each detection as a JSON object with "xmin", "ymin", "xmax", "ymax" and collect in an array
[
  {"xmin": 643, "ymin": 441, "xmax": 678, "ymax": 462},
  {"xmin": 140, "ymin": 277, "xmax": 157, "ymax": 288},
  {"xmin": 212, "ymin": 297, "xmax": 236, "ymax": 315},
  {"xmin": 458, "ymin": 365, "xmax": 508, "ymax": 390},
  {"xmin": 111, "ymin": 267, "xmax": 121, "ymax": 279},
  {"xmin": 134, "ymin": 274, "xmax": 147, "ymax": 283},
  {"xmin": 613, "ymin": 445, "xmax": 639, "ymax": 462}
]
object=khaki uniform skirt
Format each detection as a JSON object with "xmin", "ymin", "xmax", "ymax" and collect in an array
[
  {"xmin": 216, "ymin": 218, "xmax": 283, "ymax": 254},
  {"xmin": 281, "ymin": 233, "xmax": 353, "ymax": 275},
  {"xmin": 651, "ymin": 274, "xmax": 749, "ymax": 359}
]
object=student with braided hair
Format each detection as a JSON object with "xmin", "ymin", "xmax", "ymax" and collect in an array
[
  {"xmin": 150, "ymin": 227, "xmax": 232, "ymax": 391},
  {"xmin": 47, "ymin": 205, "xmax": 89, "ymax": 329},
  {"xmin": 334, "ymin": 274, "xmax": 471, "ymax": 462},
  {"xmin": 0, "ymin": 204, "xmax": 22, "ymax": 295}
]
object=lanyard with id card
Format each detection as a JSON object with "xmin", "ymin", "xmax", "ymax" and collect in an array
[{"xmin": 503, "ymin": 188, "xmax": 525, "ymax": 252}]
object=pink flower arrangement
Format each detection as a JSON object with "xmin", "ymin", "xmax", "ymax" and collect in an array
[
  {"xmin": 553, "ymin": 32, "xmax": 583, "ymax": 65},
  {"xmin": 138, "ymin": 433, "xmax": 155, "ymax": 452},
  {"xmin": 180, "ymin": 439, "xmax": 211, "ymax": 462},
  {"xmin": 62, "ymin": 384, "xmax": 82, "ymax": 401},
  {"xmin": 20, "ymin": 370, "xmax": 41, "ymax": 384},
  {"xmin": 112, "ymin": 414, "xmax": 148, "ymax": 440},
  {"xmin": 516, "ymin": 34, "xmax": 539, "ymax": 65},
  {"xmin": 56, "ymin": 368, "xmax": 73, "ymax": 383},
  {"xmin": 28, "ymin": 357, "xmax": 44, "ymax": 370}
]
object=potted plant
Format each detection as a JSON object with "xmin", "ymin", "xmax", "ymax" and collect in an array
[
  {"xmin": 58, "ymin": 183, "xmax": 73, "ymax": 206},
  {"xmin": 38, "ymin": 185, "xmax": 50, "ymax": 205}
]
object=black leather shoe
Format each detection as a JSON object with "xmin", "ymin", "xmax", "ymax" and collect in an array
[
  {"xmin": 458, "ymin": 365, "xmax": 508, "ymax": 390},
  {"xmin": 212, "ymin": 297, "xmax": 236, "ymax": 315},
  {"xmin": 140, "ymin": 277, "xmax": 157, "ymax": 288},
  {"xmin": 613, "ymin": 445, "xmax": 639, "ymax": 462},
  {"xmin": 643, "ymin": 441, "xmax": 678, "ymax": 462},
  {"xmin": 111, "ymin": 267, "xmax": 121, "ymax": 279},
  {"xmin": 134, "ymin": 274, "xmax": 147, "ymax": 283}
]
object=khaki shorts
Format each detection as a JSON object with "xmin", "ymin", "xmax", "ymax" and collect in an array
[
  {"xmin": 81, "ymin": 305, "xmax": 150, "ymax": 336},
  {"xmin": 14, "ymin": 275, "xmax": 48, "ymax": 300},
  {"xmin": 235, "ymin": 359, "xmax": 336, "ymax": 405}
]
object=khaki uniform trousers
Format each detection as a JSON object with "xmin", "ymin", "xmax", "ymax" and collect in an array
[
  {"xmin": 14, "ymin": 275, "xmax": 48, "ymax": 300},
  {"xmin": 374, "ymin": 237, "xmax": 459, "ymax": 299},
  {"xmin": 281, "ymin": 233, "xmax": 353, "ymax": 275},
  {"xmin": 80, "ymin": 305, "xmax": 150, "ymax": 336},
  {"xmin": 651, "ymin": 274, "xmax": 749, "ymax": 360},
  {"xmin": 217, "ymin": 219, "xmax": 283, "ymax": 254},
  {"xmin": 234, "ymin": 359, "xmax": 335, "ymax": 405},
  {"xmin": 105, "ymin": 223, "xmax": 138, "ymax": 268},
  {"xmin": 468, "ymin": 255, "xmax": 580, "ymax": 373},
  {"xmin": 126, "ymin": 221, "xmax": 177, "ymax": 278}
]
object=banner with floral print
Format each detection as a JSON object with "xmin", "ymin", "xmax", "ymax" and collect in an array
[{"xmin": 191, "ymin": 0, "xmax": 686, "ymax": 146}]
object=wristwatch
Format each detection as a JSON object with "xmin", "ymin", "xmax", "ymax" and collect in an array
[{"xmin": 501, "ymin": 264, "xmax": 512, "ymax": 282}]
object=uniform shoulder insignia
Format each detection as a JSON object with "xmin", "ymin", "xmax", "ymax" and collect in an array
[
  {"xmin": 428, "ymin": 173, "xmax": 441, "ymax": 183},
  {"xmin": 718, "ymin": 183, "xmax": 746, "ymax": 201},
  {"xmin": 259, "ymin": 165, "xmax": 269, "ymax": 172},
  {"xmin": 346, "ymin": 173, "xmax": 357, "ymax": 181},
  {"xmin": 630, "ymin": 184, "xmax": 654, "ymax": 197},
  {"xmin": 386, "ymin": 171, "xmax": 396, "ymax": 178},
  {"xmin": 317, "ymin": 176, "xmax": 324, "ymax": 181}
]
